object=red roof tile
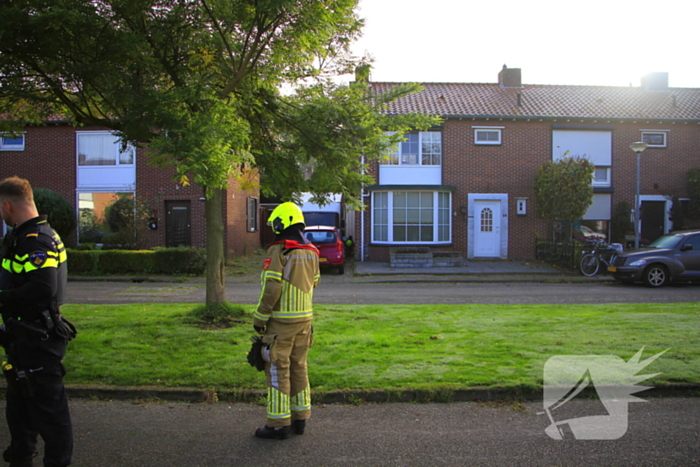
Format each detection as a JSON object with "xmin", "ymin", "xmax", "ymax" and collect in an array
[{"xmin": 370, "ymin": 82, "xmax": 700, "ymax": 120}]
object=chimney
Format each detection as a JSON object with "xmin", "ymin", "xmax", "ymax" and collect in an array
[
  {"xmin": 498, "ymin": 65, "xmax": 522, "ymax": 88},
  {"xmin": 641, "ymin": 72, "xmax": 669, "ymax": 91}
]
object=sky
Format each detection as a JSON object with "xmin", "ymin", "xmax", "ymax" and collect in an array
[{"xmin": 350, "ymin": 0, "xmax": 698, "ymax": 88}]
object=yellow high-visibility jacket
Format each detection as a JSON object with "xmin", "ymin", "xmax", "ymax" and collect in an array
[{"xmin": 254, "ymin": 240, "xmax": 320, "ymax": 327}]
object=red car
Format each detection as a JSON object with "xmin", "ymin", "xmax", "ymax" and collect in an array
[{"xmin": 304, "ymin": 225, "xmax": 345, "ymax": 274}]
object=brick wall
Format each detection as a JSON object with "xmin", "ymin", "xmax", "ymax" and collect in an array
[
  {"xmin": 443, "ymin": 119, "xmax": 551, "ymax": 260},
  {"xmin": 223, "ymin": 170, "xmax": 262, "ymax": 258},
  {"xmin": 2, "ymin": 124, "xmax": 261, "ymax": 257},
  {"xmin": 1, "ymin": 125, "xmax": 77, "ymax": 211},
  {"xmin": 354, "ymin": 119, "xmax": 700, "ymax": 262}
]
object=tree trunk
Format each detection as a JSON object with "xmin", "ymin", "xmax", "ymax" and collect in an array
[{"xmin": 205, "ymin": 187, "xmax": 226, "ymax": 305}]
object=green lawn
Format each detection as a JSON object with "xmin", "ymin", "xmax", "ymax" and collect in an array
[{"xmin": 61, "ymin": 303, "xmax": 699, "ymax": 393}]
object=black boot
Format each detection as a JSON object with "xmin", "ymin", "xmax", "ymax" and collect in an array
[
  {"xmin": 292, "ymin": 419, "xmax": 306, "ymax": 434},
  {"xmin": 3, "ymin": 448, "xmax": 36, "ymax": 467},
  {"xmin": 254, "ymin": 425, "xmax": 290, "ymax": 440}
]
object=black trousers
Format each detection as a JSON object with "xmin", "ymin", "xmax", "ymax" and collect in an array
[{"xmin": 5, "ymin": 335, "xmax": 73, "ymax": 467}]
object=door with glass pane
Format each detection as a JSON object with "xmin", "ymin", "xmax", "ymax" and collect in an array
[{"xmin": 474, "ymin": 200, "xmax": 500, "ymax": 257}]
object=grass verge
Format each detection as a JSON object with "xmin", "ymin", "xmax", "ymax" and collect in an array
[{"xmin": 61, "ymin": 303, "xmax": 699, "ymax": 393}]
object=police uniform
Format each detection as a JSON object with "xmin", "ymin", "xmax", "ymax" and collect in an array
[
  {"xmin": 0, "ymin": 215, "xmax": 74, "ymax": 467},
  {"xmin": 254, "ymin": 237, "xmax": 320, "ymax": 431}
]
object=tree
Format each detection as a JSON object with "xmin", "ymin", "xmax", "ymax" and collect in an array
[
  {"xmin": 0, "ymin": 0, "xmax": 437, "ymax": 306},
  {"xmin": 533, "ymin": 156, "xmax": 595, "ymax": 241},
  {"xmin": 34, "ymin": 188, "xmax": 77, "ymax": 247}
]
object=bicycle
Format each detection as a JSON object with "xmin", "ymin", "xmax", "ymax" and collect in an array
[{"xmin": 579, "ymin": 240, "xmax": 623, "ymax": 277}]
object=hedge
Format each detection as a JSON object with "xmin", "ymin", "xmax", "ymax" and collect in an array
[{"xmin": 66, "ymin": 246, "xmax": 206, "ymax": 275}]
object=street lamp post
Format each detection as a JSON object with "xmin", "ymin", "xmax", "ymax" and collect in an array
[{"xmin": 629, "ymin": 141, "xmax": 649, "ymax": 249}]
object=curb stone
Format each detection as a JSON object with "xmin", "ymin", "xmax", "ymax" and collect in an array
[{"xmin": 63, "ymin": 383, "xmax": 700, "ymax": 404}]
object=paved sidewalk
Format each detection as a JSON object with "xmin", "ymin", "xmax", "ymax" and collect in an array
[
  {"xmin": 69, "ymin": 259, "xmax": 612, "ymax": 285},
  {"xmin": 355, "ymin": 259, "xmax": 562, "ymax": 276}
]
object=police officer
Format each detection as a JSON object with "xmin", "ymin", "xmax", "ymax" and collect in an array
[
  {"xmin": 253, "ymin": 202, "xmax": 320, "ymax": 440},
  {"xmin": 0, "ymin": 177, "xmax": 75, "ymax": 467}
]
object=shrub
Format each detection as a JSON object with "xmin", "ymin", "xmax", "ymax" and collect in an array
[
  {"xmin": 66, "ymin": 247, "xmax": 206, "ymax": 275},
  {"xmin": 34, "ymin": 188, "xmax": 77, "ymax": 247},
  {"xmin": 66, "ymin": 250, "xmax": 101, "ymax": 275},
  {"xmin": 153, "ymin": 246, "xmax": 207, "ymax": 275},
  {"xmin": 99, "ymin": 250, "xmax": 155, "ymax": 274},
  {"xmin": 610, "ymin": 201, "xmax": 632, "ymax": 244},
  {"xmin": 101, "ymin": 230, "xmax": 138, "ymax": 250}
]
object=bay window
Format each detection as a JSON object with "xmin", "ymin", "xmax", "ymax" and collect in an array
[{"xmin": 372, "ymin": 191, "xmax": 451, "ymax": 243}]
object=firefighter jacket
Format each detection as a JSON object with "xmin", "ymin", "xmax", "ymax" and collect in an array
[
  {"xmin": 0, "ymin": 215, "xmax": 67, "ymax": 322},
  {"xmin": 254, "ymin": 240, "xmax": 320, "ymax": 327}
]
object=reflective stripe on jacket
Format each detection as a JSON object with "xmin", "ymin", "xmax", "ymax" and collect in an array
[{"xmin": 254, "ymin": 240, "xmax": 320, "ymax": 326}]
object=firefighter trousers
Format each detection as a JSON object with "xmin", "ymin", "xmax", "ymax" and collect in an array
[{"xmin": 262, "ymin": 320, "xmax": 312, "ymax": 428}]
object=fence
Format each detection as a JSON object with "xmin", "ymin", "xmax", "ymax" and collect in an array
[{"xmin": 535, "ymin": 240, "xmax": 582, "ymax": 270}]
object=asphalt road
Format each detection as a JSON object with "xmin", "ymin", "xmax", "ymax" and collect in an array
[
  {"xmin": 65, "ymin": 278, "xmax": 700, "ymax": 305},
  {"xmin": 6, "ymin": 398, "xmax": 697, "ymax": 467}
]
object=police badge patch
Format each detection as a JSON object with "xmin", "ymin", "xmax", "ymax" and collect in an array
[{"xmin": 29, "ymin": 251, "xmax": 48, "ymax": 267}]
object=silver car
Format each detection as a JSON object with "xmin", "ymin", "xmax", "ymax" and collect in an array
[{"xmin": 609, "ymin": 230, "xmax": 700, "ymax": 287}]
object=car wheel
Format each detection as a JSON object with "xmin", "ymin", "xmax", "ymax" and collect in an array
[
  {"xmin": 643, "ymin": 264, "xmax": 668, "ymax": 287},
  {"xmin": 337, "ymin": 265, "xmax": 345, "ymax": 275}
]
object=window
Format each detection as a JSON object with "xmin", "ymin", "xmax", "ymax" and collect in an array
[
  {"xmin": 480, "ymin": 207, "xmax": 493, "ymax": 232},
  {"xmin": 592, "ymin": 167, "xmax": 610, "ymax": 186},
  {"xmin": 474, "ymin": 127, "xmax": 503, "ymax": 145},
  {"xmin": 77, "ymin": 132, "xmax": 135, "ymax": 166},
  {"xmin": 0, "ymin": 134, "xmax": 25, "ymax": 151},
  {"xmin": 78, "ymin": 192, "xmax": 134, "ymax": 244},
  {"xmin": 641, "ymin": 131, "xmax": 667, "ymax": 148},
  {"xmin": 371, "ymin": 191, "xmax": 451, "ymax": 243},
  {"xmin": 383, "ymin": 132, "xmax": 441, "ymax": 166},
  {"xmin": 247, "ymin": 197, "xmax": 259, "ymax": 232}
]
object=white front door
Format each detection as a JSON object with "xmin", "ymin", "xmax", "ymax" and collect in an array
[{"xmin": 474, "ymin": 200, "xmax": 501, "ymax": 257}]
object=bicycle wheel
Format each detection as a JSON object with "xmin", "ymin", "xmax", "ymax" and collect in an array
[{"xmin": 580, "ymin": 254, "xmax": 600, "ymax": 276}]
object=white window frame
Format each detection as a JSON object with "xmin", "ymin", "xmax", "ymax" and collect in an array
[
  {"xmin": 371, "ymin": 191, "xmax": 451, "ymax": 244},
  {"xmin": 641, "ymin": 130, "xmax": 668, "ymax": 148},
  {"xmin": 473, "ymin": 126, "xmax": 503, "ymax": 146},
  {"xmin": 592, "ymin": 166, "xmax": 611, "ymax": 186},
  {"xmin": 76, "ymin": 131, "xmax": 136, "ymax": 166},
  {"xmin": 382, "ymin": 131, "xmax": 442, "ymax": 166},
  {"xmin": 0, "ymin": 133, "xmax": 25, "ymax": 151}
]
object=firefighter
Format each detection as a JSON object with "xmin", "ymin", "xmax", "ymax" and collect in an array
[
  {"xmin": 253, "ymin": 202, "xmax": 320, "ymax": 440},
  {"xmin": 0, "ymin": 177, "xmax": 76, "ymax": 467}
]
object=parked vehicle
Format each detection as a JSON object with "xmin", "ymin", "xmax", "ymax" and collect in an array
[
  {"xmin": 300, "ymin": 193, "xmax": 345, "ymax": 236},
  {"xmin": 304, "ymin": 225, "xmax": 345, "ymax": 274},
  {"xmin": 578, "ymin": 225, "xmax": 607, "ymax": 240},
  {"xmin": 608, "ymin": 230, "xmax": 700, "ymax": 287}
]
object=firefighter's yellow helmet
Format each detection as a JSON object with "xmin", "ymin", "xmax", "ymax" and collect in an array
[{"xmin": 268, "ymin": 202, "xmax": 305, "ymax": 234}]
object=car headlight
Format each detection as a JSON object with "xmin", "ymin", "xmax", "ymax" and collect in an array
[{"xmin": 629, "ymin": 259, "xmax": 647, "ymax": 267}]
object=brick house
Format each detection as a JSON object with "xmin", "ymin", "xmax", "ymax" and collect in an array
[
  {"xmin": 0, "ymin": 119, "xmax": 261, "ymax": 257},
  {"xmin": 356, "ymin": 67, "xmax": 700, "ymax": 263}
]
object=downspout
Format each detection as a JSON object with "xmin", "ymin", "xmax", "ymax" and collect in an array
[{"xmin": 360, "ymin": 155, "xmax": 369, "ymax": 261}]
